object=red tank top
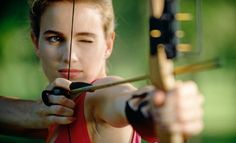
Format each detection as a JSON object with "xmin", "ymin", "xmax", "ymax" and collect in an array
[{"xmin": 46, "ymin": 92, "xmax": 141, "ymax": 143}]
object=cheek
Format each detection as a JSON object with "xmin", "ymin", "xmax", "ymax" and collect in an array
[
  {"xmin": 82, "ymin": 45, "xmax": 106, "ymax": 70},
  {"xmin": 91, "ymin": 48, "xmax": 106, "ymax": 64},
  {"xmin": 82, "ymin": 42, "xmax": 106, "ymax": 61},
  {"xmin": 38, "ymin": 41, "xmax": 59, "ymax": 60},
  {"xmin": 38, "ymin": 47, "xmax": 60, "ymax": 71},
  {"xmin": 83, "ymin": 51, "xmax": 104, "ymax": 68},
  {"xmin": 38, "ymin": 46, "xmax": 59, "ymax": 81}
]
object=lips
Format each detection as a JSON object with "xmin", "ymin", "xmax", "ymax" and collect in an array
[{"xmin": 58, "ymin": 69, "xmax": 82, "ymax": 79}]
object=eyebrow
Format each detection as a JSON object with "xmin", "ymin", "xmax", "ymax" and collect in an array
[
  {"xmin": 43, "ymin": 30, "xmax": 96, "ymax": 38},
  {"xmin": 75, "ymin": 32, "xmax": 96, "ymax": 38},
  {"xmin": 43, "ymin": 30, "xmax": 64, "ymax": 36}
]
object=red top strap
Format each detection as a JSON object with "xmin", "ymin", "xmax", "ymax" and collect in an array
[{"xmin": 131, "ymin": 130, "xmax": 142, "ymax": 143}]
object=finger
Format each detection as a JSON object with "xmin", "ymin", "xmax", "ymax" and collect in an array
[
  {"xmin": 36, "ymin": 103, "xmax": 51, "ymax": 116},
  {"xmin": 47, "ymin": 78, "xmax": 72, "ymax": 90},
  {"xmin": 153, "ymin": 99, "xmax": 176, "ymax": 125},
  {"xmin": 181, "ymin": 120, "xmax": 204, "ymax": 136},
  {"xmin": 177, "ymin": 95, "xmax": 203, "ymax": 110},
  {"xmin": 48, "ymin": 95, "xmax": 75, "ymax": 108},
  {"xmin": 48, "ymin": 105, "xmax": 74, "ymax": 116},
  {"xmin": 176, "ymin": 81, "xmax": 199, "ymax": 98},
  {"xmin": 154, "ymin": 112, "xmax": 177, "ymax": 126},
  {"xmin": 152, "ymin": 92, "xmax": 178, "ymax": 124},
  {"xmin": 47, "ymin": 115, "xmax": 76, "ymax": 125},
  {"xmin": 153, "ymin": 90, "xmax": 166, "ymax": 107},
  {"xmin": 178, "ymin": 107, "xmax": 204, "ymax": 122},
  {"xmin": 156, "ymin": 122, "xmax": 182, "ymax": 133}
]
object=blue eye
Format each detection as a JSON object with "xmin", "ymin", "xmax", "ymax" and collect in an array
[{"xmin": 46, "ymin": 36, "xmax": 64, "ymax": 44}]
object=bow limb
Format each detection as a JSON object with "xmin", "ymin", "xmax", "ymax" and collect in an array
[
  {"xmin": 150, "ymin": 45, "xmax": 175, "ymax": 92},
  {"xmin": 149, "ymin": 0, "xmax": 183, "ymax": 143}
]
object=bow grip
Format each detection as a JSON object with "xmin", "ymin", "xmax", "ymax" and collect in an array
[
  {"xmin": 42, "ymin": 82, "xmax": 92, "ymax": 106},
  {"xmin": 42, "ymin": 87, "xmax": 70, "ymax": 106}
]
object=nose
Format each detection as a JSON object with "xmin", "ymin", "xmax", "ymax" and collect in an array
[{"xmin": 61, "ymin": 42, "xmax": 78, "ymax": 64}]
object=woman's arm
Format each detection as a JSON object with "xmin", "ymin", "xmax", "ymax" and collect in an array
[
  {"xmin": 0, "ymin": 83, "xmax": 76, "ymax": 139},
  {"xmin": 89, "ymin": 76, "xmax": 204, "ymax": 140},
  {"xmin": 0, "ymin": 96, "xmax": 47, "ymax": 138},
  {"xmin": 87, "ymin": 76, "xmax": 136, "ymax": 127}
]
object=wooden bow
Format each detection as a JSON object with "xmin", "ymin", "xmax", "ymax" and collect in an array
[
  {"xmin": 149, "ymin": 0, "xmax": 183, "ymax": 142},
  {"xmin": 149, "ymin": 0, "xmax": 220, "ymax": 142}
]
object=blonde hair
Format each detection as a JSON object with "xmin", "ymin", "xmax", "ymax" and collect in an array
[{"xmin": 29, "ymin": 0, "xmax": 115, "ymax": 39}]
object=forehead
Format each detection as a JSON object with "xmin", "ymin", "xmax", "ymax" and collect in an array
[{"xmin": 40, "ymin": 2, "xmax": 103, "ymax": 34}]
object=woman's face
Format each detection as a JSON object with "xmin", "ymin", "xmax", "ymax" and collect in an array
[{"xmin": 33, "ymin": 2, "xmax": 114, "ymax": 83}]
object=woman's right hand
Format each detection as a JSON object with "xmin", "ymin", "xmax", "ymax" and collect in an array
[{"xmin": 32, "ymin": 78, "xmax": 76, "ymax": 128}]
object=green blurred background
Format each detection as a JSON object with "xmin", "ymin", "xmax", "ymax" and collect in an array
[{"xmin": 0, "ymin": 0, "xmax": 235, "ymax": 142}]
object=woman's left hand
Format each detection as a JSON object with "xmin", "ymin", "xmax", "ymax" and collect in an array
[{"xmin": 151, "ymin": 81, "xmax": 204, "ymax": 137}]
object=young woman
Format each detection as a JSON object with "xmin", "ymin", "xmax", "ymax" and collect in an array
[{"xmin": 0, "ymin": 0, "xmax": 204, "ymax": 142}]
